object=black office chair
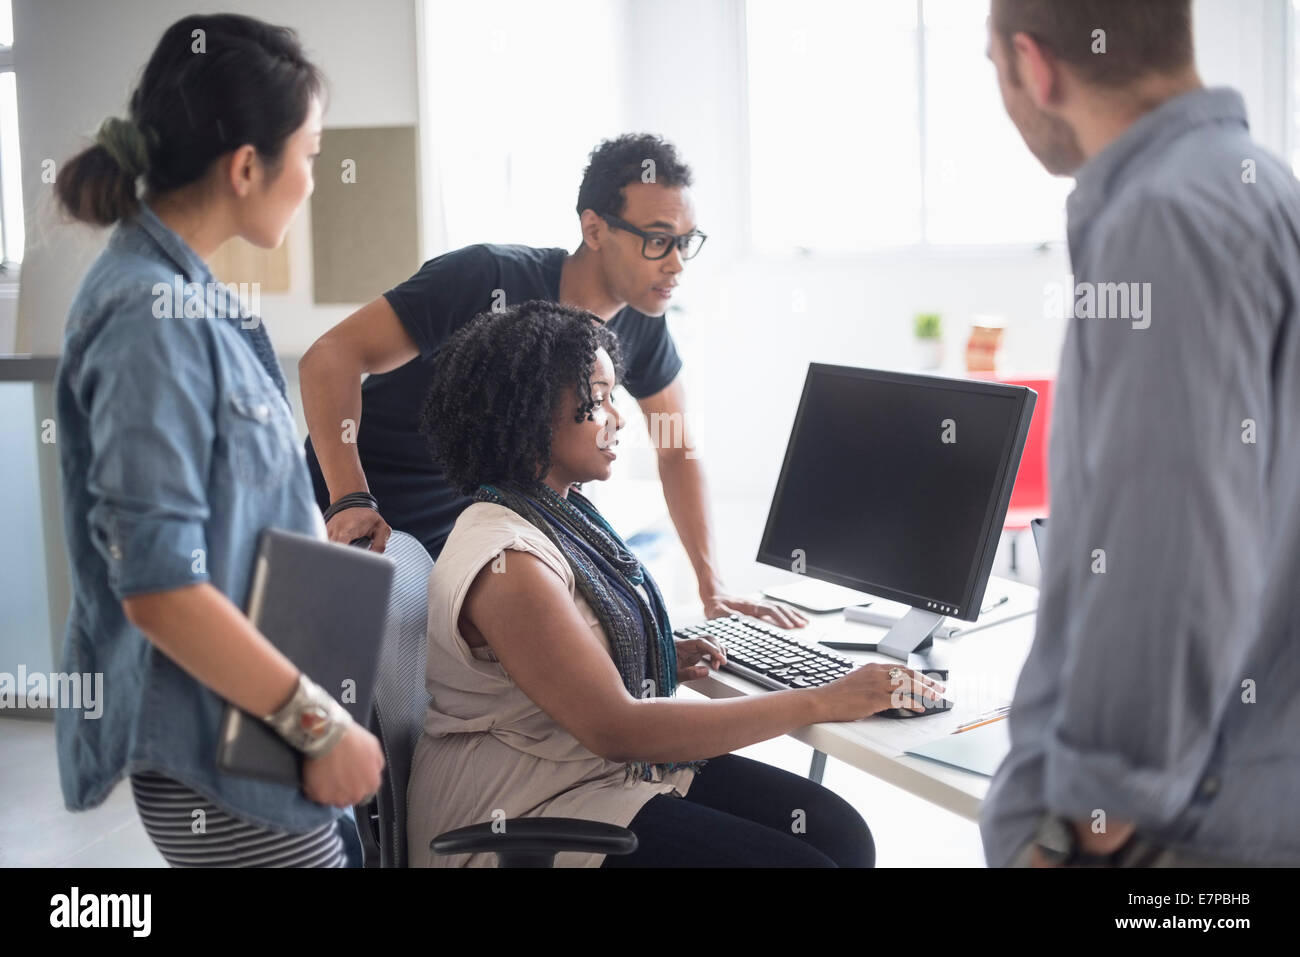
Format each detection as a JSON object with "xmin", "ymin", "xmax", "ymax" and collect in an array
[
  {"xmin": 354, "ymin": 529, "xmax": 638, "ymax": 868},
  {"xmin": 351, "ymin": 529, "xmax": 430, "ymax": 867}
]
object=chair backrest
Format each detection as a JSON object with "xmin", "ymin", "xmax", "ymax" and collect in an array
[
  {"xmin": 997, "ymin": 374, "xmax": 1054, "ymax": 527},
  {"xmin": 354, "ymin": 529, "xmax": 433, "ymax": 867}
]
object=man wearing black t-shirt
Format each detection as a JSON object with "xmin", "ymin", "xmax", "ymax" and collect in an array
[{"xmin": 299, "ymin": 134, "xmax": 805, "ymax": 627}]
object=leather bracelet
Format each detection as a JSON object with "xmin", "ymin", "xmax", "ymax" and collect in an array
[
  {"xmin": 263, "ymin": 674, "xmax": 351, "ymax": 758},
  {"xmin": 323, "ymin": 491, "xmax": 379, "ymax": 523}
]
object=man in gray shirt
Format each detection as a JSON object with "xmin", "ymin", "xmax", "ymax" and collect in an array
[{"xmin": 982, "ymin": 0, "xmax": 1300, "ymax": 866}]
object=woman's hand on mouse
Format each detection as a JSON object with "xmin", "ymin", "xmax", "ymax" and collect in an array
[{"xmin": 815, "ymin": 663, "xmax": 946, "ymax": 722}]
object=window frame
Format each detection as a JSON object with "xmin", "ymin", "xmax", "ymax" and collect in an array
[
  {"xmin": 1288, "ymin": 0, "xmax": 1298, "ymax": 172},
  {"xmin": 742, "ymin": 0, "xmax": 1069, "ymax": 260},
  {"xmin": 0, "ymin": 32, "xmax": 18, "ymax": 276}
]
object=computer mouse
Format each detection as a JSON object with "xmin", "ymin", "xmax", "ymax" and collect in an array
[{"xmin": 878, "ymin": 696, "xmax": 955, "ymax": 719}]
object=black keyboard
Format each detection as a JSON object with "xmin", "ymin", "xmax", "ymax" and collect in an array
[{"xmin": 674, "ymin": 614, "xmax": 855, "ymax": 691}]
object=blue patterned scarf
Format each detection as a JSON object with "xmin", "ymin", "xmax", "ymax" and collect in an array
[{"xmin": 474, "ymin": 479, "xmax": 706, "ymax": 783}]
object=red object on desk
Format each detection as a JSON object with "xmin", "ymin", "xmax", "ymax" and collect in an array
[
  {"xmin": 971, "ymin": 373, "xmax": 1053, "ymax": 569},
  {"xmin": 1000, "ymin": 375, "xmax": 1053, "ymax": 530}
]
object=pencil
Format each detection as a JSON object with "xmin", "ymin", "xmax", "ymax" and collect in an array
[{"xmin": 953, "ymin": 714, "xmax": 1008, "ymax": 734}]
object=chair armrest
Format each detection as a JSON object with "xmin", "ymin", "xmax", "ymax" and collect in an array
[
  {"xmin": 431, "ymin": 817, "xmax": 638, "ymax": 868},
  {"xmin": 352, "ymin": 798, "xmax": 383, "ymax": 868}
]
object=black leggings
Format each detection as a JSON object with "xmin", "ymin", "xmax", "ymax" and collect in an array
[{"xmin": 601, "ymin": 753, "xmax": 874, "ymax": 867}]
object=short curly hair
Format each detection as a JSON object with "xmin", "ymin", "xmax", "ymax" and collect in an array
[
  {"xmin": 420, "ymin": 301, "xmax": 625, "ymax": 496},
  {"xmin": 576, "ymin": 133, "xmax": 693, "ymax": 217}
]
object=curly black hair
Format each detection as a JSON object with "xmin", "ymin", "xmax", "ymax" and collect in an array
[
  {"xmin": 420, "ymin": 301, "xmax": 626, "ymax": 496},
  {"xmin": 575, "ymin": 133, "xmax": 693, "ymax": 217}
]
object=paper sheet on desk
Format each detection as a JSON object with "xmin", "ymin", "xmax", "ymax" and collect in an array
[{"xmin": 903, "ymin": 719, "xmax": 1010, "ymax": 777}]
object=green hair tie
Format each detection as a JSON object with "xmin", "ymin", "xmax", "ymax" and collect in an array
[{"xmin": 94, "ymin": 117, "xmax": 150, "ymax": 177}]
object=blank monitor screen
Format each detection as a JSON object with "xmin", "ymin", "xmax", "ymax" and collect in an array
[{"xmin": 757, "ymin": 364, "xmax": 1035, "ymax": 620}]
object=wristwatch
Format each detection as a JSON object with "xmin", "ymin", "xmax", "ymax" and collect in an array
[
  {"xmin": 1033, "ymin": 815, "xmax": 1130, "ymax": 867},
  {"xmin": 264, "ymin": 674, "xmax": 351, "ymax": 758}
]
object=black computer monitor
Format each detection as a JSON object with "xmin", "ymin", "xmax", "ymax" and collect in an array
[{"xmin": 756, "ymin": 364, "xmax": 1036, "ymax": 661}]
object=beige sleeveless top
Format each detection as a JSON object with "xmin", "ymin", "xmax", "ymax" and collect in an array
[{"xmin": 405, "ymin": 501, "xmax": 695, "ymax": 867}]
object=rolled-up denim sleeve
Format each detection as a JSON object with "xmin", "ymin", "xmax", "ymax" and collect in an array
[
  {"xmin": 1041, "ymin": 194, "xmax": 1273, "ymax": 828},
  {"xmin": 77, "ymin": 301, "xmax": 217, "ymax": 599}
]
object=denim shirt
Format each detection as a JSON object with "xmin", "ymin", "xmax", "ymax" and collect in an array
[{"xmin": 54, "ymin": 202, "xmax": 343, "ymax": 833}]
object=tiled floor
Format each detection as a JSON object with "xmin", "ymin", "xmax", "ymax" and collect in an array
[
  {"xmin": 0, "ymin": 712, "xmax": 984, "ymax": 867},
  {"xmin": 1, "ymin": 716, "xmax": 163, "ymax": 867}
]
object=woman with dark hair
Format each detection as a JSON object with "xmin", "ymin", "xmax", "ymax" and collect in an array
[
  {"xmin": 408, "ymin": 301, "xmax": 944, "ymax": 867},
  {"xmin": 53, "ymin": 13, "xmax": 382, "ymax": 867}
]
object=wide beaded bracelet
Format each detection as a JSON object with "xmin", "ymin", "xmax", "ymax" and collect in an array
[{"xmin": 263, "ymin": 673, "xmax": 351, "ymax": 758}]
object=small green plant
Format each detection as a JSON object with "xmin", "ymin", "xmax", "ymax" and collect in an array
[{"xmin": 914, "ymin": 312, "xmax": 942, "ymax": 340}]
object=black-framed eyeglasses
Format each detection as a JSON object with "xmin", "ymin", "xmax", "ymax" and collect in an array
[{"xmin": 600, "ymin": 212, "xmax": 707, "ymax": 261}]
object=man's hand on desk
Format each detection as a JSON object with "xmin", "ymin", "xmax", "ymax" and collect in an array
[{"xmin": 702, "ymin": 593, "xmax": 809, "ymax": 629}]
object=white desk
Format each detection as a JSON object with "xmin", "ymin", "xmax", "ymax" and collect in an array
[{"xmin": 672, "ymin": 576, "xmax": 1039, "ymax": 822}]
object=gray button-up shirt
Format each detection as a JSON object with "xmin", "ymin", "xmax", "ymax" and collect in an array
[{"xmin": 981, "ymin": 87, "xmax": 1300, "ymax": 866}]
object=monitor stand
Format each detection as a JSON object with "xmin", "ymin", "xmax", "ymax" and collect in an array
[
  {"xmin": 828, "ymin": 606, "xmax": 952, "ymax": 674},
  {"xmin": 877, "ymin": 607, "xmax": 945, "ymax": 662}
]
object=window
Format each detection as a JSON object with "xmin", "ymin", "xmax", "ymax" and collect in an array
[
  {"xmin": 420, "ymin": 0, "xmax": 621, "ymax": 252},
  {"xmin": 746, "ymin": 0, "xmax": 1071, "ymax": 253},
  {"xmin": 0, "ymin": 0, "xmax": 22, "ymax": 268},
  {"xmin": 1292, "ymin": 0, "xmax": 1300, "ymax": 172}
]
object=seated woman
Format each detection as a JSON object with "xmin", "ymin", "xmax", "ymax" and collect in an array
[{"xmin": 406, "ymin": 300, "xmax": 944, "ymax": 867}]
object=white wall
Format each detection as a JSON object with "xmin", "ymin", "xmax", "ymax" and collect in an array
[
  {"xmin": 0, "ymin": 282, "xmax": 17, "ymax": 354},
  {"xmin": 11, "ymin": 0, "xmax": 419, "ymax": 357},
  {"xmin": 1194, "ymin": 0, "xmax": 1292, "ymax": 159},
  {"xmin": 617, "ymin": 0, "xmax": 1067, "ymax": 502},
  {"xmin": 613, "ymin": 0, "xmax": 1294, "ymax": 505},
  {"xmin": 7, "ymin": 0, "xmax": 1291, "ymax": 493}
]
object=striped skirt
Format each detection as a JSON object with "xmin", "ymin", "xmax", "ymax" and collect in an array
[{"xmin": 129, "ymin": 771, "xmax": 347, "ymax": 867}]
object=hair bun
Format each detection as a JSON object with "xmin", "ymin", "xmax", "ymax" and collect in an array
[{"xmin": 93, "ymin": 116, "xmax": 150, "ymax": 177}]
